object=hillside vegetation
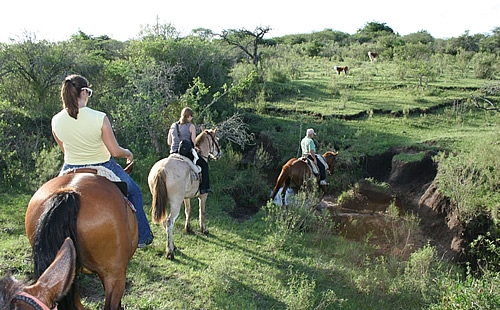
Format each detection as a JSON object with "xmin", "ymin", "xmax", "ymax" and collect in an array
[{"xmin": 1, "ymin": 22, "xmax": 499, "ymax": 309}]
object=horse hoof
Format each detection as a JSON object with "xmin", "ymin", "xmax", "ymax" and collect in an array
[
  {"xmin": 166, "ymin": 252, "xmax": 174, "ymax": 260},
  {"xmin": 202, "ymin": 229, "xmax": 209, "ymax": 236},
  {"xmin": 185, "ymin": 227, "xmax": 194, "ymax": 234}
]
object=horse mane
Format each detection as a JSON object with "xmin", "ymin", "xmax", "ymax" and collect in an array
[
  {"xmin": 33, "ymin": 188, "xmax": 80, "ymax": 278},
  {"xmin": 195, "ymin": 130, "xmax": 207, "ymax": 145},
  {"xmin": 195, "ymin": 129, "xmax": 217, "ymax": 145},
  {"xmin": 0, "ymin": 275, "xmax": 23, "ymax": 309},
  {"xmin": 323, "ymin": 151, "xmax": 338, "ymax": 157}
]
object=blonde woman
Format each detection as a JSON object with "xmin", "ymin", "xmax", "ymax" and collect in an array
[{"xmin": 168, "ymin": 107, "xmax": 213, "ymax": 194}]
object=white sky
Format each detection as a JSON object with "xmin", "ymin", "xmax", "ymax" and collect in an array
[{"xmin": 1, "ymin": 0, "xmax": 498, "ymax": 43}]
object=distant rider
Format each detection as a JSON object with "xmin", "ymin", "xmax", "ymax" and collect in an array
[
  {"xmin": 300, "ymin": 128, "xmax": 328, "ymax": 185},
  {"xmin": 167, "ymin": 107, "xmax": 213, "ymax": 194}
]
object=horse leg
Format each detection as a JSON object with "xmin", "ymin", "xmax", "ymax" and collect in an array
[
  {"xmin": 184, "ymin": 198, "xmax": 193, "ymax": 234},
  {"xmin": 102, "ymin": 275, "xmax": 126, "ymax": 310},
  {"xmin": 163, "ymin": 202, "xmax": 180, "ymax": 260},
  {"xmin": 73, "ymin": 289, "xmax": 85, "ymax": 310},
  {"xmin": 281, "ymin": 178, "xmax": 290, "ymax": 206},
  {"xmin": 198, "ymin": 194, "xmax": 209, "ymax": 235}
]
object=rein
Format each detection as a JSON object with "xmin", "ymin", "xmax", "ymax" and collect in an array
[{"xmin": 14, "ymin": 292, "xmax": 52, "ymax": 310}]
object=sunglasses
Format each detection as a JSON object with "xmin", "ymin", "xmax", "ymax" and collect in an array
[{"xmin": 81, "ymin": 87, "xmax": 93, "ymax": 97}]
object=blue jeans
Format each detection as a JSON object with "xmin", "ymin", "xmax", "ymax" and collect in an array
[{"xmin": 61, "ymin": 157, "xmax": 153, "ymax": 244}]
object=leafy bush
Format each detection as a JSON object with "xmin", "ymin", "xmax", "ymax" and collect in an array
[
  {"xmin": 263, "ymin": 187, "xmax": 323, "ymax": 250},
  {"xmin": 402, "ymin": 244, "xmax": 441, "ymax": 301},
  {"xmin": 468, "ymin": 231, "xmax": 500, "ymax": 273},
  {"xmin": 430, "ymin": 270, "xmax": 500, "ymax": 310},
  {"xmin": 472, "ymin": 53, "xmax": 498, "ymax": 79},
  {"xmin": 282, "ymin": 268, "xmax": 316, "ymax": 310},
  {"xmin": 434, "ymin": 140, "xmax": 500, "ymax": 223},
  {"xmin": 32, "ymin": 146, "xmax": 63, "ymax": 189}
]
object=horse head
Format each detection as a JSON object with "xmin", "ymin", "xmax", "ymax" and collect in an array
[
  {"xmin": 197, "ymin": 129, "xmax": 222, "ymax": 161},
  {"xmin": 323, "ymin": 151, "xmax": 339, "ymax": 175},
  {"xmin": 2, "ymin": 238, "xmax": 76, "ymax": 310}
]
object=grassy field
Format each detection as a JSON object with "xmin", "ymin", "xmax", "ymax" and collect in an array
[
  {"xmin": 0, "ymin": 190, "xmax": 454, "ymax": 310},
  {"xmin": 1, "ymin": 56, "xmax": 499, "ymax": 309}
]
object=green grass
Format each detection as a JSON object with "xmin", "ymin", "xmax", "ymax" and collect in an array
[
  {"xmin": 0, "ymin": 196, "xmax": 447, "ymax": 309},
  {"xmin": 253, "ymin": 56, "xmax": 492, "ymax": 121},
  {"xmin": 2, "ymin": 184, "xmax": 498, "ymax": 309}
]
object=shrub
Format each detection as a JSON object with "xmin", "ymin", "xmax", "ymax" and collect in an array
[
  {"xmin": 283, "ymin": 268, "xmax": 316, "ymax": 310},
  {"xmin": 472, "ymin": 53, "xmax": 497, "ymax": 79},
  {"xmin": 430, "ymin": 269, "xmax": 500, "ymax": 310},
  {"xmin": 434, "ymin": 144, "xmax": 500, "ymax": 223},
  {"xmin": 32, "ymin": 145, "xmax": 63, "ymax": 189},
  {"xmin": 263, "ymin": 187, "xmax": 323, "ymax": 250}
]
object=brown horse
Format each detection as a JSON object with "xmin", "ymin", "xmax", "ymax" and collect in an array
[
  {"xmin": 25, "ymin": 172, "xmax": 138, "ymax": 310},
  {"xmin": 148, "ymin": 129, "xmax": 222, "ymax": 259},
  {"xmin": 271, "ymin": 151, "xmax": 338, "ymax": 205},
  {"xmin": 0, "ymin": 238, "xmax": 76, "ymax": 310}
]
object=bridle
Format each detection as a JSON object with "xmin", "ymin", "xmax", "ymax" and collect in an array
[
  {"xmin": 13, "ymin": 291, "xmax": 52, "ymax": 310},
  {"xmin": 200, "ymin": 130, "xmax": 221, "ymax": 161}
]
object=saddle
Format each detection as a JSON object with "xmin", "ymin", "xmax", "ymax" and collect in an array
[
  {"xmin": 299, "ymin": 156, "xmax": 319, "ymax": 175},
  {"xmin": 60, "ymin": 166, "xmax": 132, "ymax": 209}
]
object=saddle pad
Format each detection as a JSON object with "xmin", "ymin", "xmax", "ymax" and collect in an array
[
  {"xmin": 60, "ymin": 165, "xmax": 121, "ymax": 181},
  {"xmin": 299, "ymin": 156, "xmax": 319, "ymax": 175},
  {"xmin": 170, "ymin": 153, "xmax": 202, "ymax": 174}
]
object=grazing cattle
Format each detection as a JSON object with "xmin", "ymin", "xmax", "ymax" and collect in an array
[
  {"xmin": 334, "ymin": 66, "xmax": 349, "ymax": 75},
  {"xmin": 368, "ymin": 51, "xmax": 378, "ymax": 62}
]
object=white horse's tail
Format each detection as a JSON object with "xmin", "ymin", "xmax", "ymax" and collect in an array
[{"xmin": 151, "ymin": 166, "xmax": 168, "ymax": 224}]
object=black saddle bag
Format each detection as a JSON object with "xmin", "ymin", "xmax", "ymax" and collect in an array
[{"xmin": 178, "ymin": 139, "xmax": 194, "ymax": 161}]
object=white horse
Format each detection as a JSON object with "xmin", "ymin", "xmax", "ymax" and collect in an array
[{"xmin": 148, "ymin": 129, "xmax": 222, "ymax": 259}]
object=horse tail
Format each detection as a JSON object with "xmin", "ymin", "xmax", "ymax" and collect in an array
[
  {"xmin": 151, "ymin": 166, "xmax": 168, "ymax": 224},
  {"xmin": 271, "ymin": 164, "xmax": 290, "ymax": 199},
  {"xmin": 32, "ymin": 187, "xmax": 80, "ymax": 310}
]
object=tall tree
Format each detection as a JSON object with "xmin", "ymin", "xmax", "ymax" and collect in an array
[
  {"xmin": 220, "ymin": 26, "xmax": 271, "ymax": 68},
  {"xmin": 0, "ymin": 33, "xmax": 75, "ymax": 110}
]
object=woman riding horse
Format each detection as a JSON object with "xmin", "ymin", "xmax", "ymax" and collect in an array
[
  {"xmin": 168, "ymin": 107, "xmax": 213, "ymax": 194},
  {"xmin": 51, "ymin": 74, "xmax": 153, "ymax": 248},
  {"xmin": 149, "ymin": 128, "xmax": 222, "ymax": 260}
]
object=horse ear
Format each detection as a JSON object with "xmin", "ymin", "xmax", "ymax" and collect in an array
[{"xmin": 24, "ymin": 238, "xmax": 76, "ymax": 308}]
